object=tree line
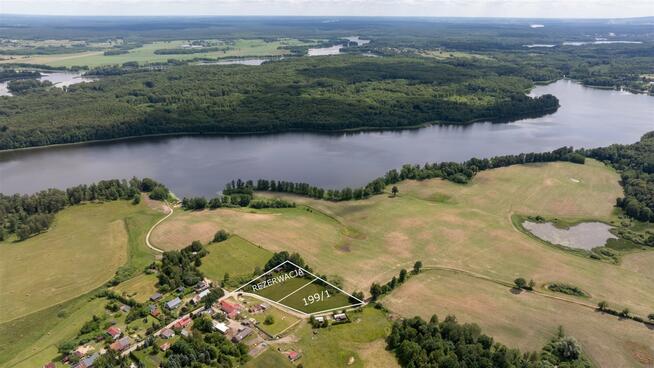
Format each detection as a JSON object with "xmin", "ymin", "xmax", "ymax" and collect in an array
[
  {"xmin": 218, "ymin": 147, "xmax": 584, "ymax": 203},
  {"xmin": 584, "ymin": 131, "xmax": 654, "ymax": 222},
  {"xmin": 387, "ymin": 316, "xmax": 592, "ymax": 368},
  {"xmin": 0, "ymin": 177, "xmax": 169, "ymax": 241}
]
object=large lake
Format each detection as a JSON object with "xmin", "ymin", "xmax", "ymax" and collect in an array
[{"xmin": 1, "ymin": 80, "xmax": 653, "ymax": 197}]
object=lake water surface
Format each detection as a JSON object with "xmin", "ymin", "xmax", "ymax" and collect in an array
[{"xmin": 1, "ymin": 80, "xmax": 653, "ymax": 197}]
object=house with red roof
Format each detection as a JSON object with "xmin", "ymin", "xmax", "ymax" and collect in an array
[
  {"xmin": 106, "ymin": 326, "xmax": 121, "ymax": 340},
  {"xmin": 220, "ymin": 300, "xmax": 242, "ymax": 319},
  {"xmin": 174, "ymin": 316, "xmax": 192, "ymax": 330},
  {"xmin": 110, "ymin": 336, "xmax": 130, "ymax": 352}
]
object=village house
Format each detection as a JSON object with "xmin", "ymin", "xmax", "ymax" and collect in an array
[
  {"xmin": 191, "ymin": 289, "xmax": 211, "ymax": 305},
  {"xmin": 75, "ymin": 352, "xmax": 99, "ymax": 368},
  {"xmin": 174, "ymin": 315, "xmax": 192, "ymax": 330},
  {"xmin": 110, "ymin": 336, "xmax": 131, "ymax": 352},
  {"xmin": 160, "ymin": 328, "xmax": 175, "ymax": 339},
  {"xmin": 149, "ymin": 292, "xmax": 163, "ymax": 302},
  {"xmin": 165, "ymin": 297, "xmax": 182, "ymax": 310},
  {"xmin": 195, "ymin": 278, "xmax": 211, "ymax": 292},
  {"xmin": 43, "ymin": 363, "xmax": 55, "ymax": 368},
  {"xmin": 333, "ymin": 313, "xmax": 348, "ymax": 322},
  {"xmin": 232, "ymin": 326, "xmax": 253, "ymax": 343},
  {"xmin": 149, "ymin": 304, "xmax": 160, "ymax": 317},
  {"xmin": 106, "ymin": 326, "xmax": 121, "ymax": 340},
  {"xmin": 160, "ymin": 342, "xmax": 171, "ymax": 352},
  {"xmin": 119, "ymin": 304, "xmax": 131, "ymax": 313}
]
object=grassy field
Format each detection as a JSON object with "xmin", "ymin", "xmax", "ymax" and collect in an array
[
  {"xmin": 112, "ymin": 273, "xmax": 159, "ymax": 303},
  {"xmin": 278, "ymin": 280, "xmax": 356, "ymax": 314},
  {"xmin": 244, "ymin": 350, "xmax": 294, "ymax": 368},
  {"xmin": 0, "ymin": 200, "xmax": 161, "ymax": 323},
  {"xmin": 199, "ymin": 235, "xmax": 272, "ymax": 283},
  {"xmin": 0, "ymin": 293, "xmax": 106, "ymax": 368},
  {"xmin": 151, "ymin": 160, "xmax": 654, "ymax": 366},
  {"xmin": 0, "ymin": 39, "xmax": 313, "ymax": 68},
  {"xmin": 272, "ymin": 307, "xmax": 397, "ymax": 368},
  {"xmin": 237, "ymin": 295, "xmax": 301, "ymax": 337},
  {"xmin": 384, "ymin": 269, "xmax": 654, "ymax": 368}
]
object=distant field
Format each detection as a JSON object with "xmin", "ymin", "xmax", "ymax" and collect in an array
[
  {"xmin": 112, "ymin": 273, "xmax": 159, "ymax": 303},
  {"xmin": 0, "ymin": 38, "xmax": 313, "ymax": 68},
  {"xmin": 199, "ymin": 235, "xmax": 272, "ymax": 282},
  {"xmin": 384, "ymin": 269, "xmax": 654, "ymax": 368},
  {"xmin": 0, "ymin": 201, "xmax": 159, "ymax": 323},
  {"xmin": 245, "ymin": 350, "xmax": 294, "ymax": 368}
]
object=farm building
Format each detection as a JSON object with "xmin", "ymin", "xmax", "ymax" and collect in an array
[
  {"xmin": 288, "ymin": 351, "xmax": 301, "ymax": 361},
  {"xmin": 220, "ymin": 300, "xmax": 242, "ymax": 319},
  {"xmin": 232, "ymin": 327, "xmax": 253, "ymax": 343},
  {"xmin": 166, "ymin": 297, "xmax": 182, "ymax": 310},
  {"xmin": 212, "ymin": 320, "xmax": 230, "ymax": 334},
  {"xmin": 150, "ymin": 292, "xmax": 163, "ymax": 301},
  {"xmin": 333, "ymin": 313, "xmax": 348, "ymax": 322}
]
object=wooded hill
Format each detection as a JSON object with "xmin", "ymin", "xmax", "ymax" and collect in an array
[{"xmin": 0, "ymin": 56, "xmax": 558, "ymax": 150}]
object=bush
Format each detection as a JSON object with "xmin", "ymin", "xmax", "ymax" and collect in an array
[
  {"xmin": 213, "ymin": 230, "xmax": 230, "ymax": 243},
  {"xmin": 264, "ymin": 315, "xmax": 274, "ymax": 325}
]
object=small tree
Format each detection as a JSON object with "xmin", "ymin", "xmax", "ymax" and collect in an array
[
  {"xmin": 413, "ymin": 261, "xmax": 423, "ymax": 274},
  {"xmin": 391, "ymin": 186, "xmax": 399, "ymax": 197},
  {"xmin": 527, "ymin": 279, "xmax": 535, "ymax": 290},
  {"xmin": 213, "ymin": 230, "xmax": 230, "ymax": 243},
  {"xmin": 514, "ymin": 277, "xmax": 527, "ymax": 289},
  {"xmin": 370, "ymin": 283, "xmax": 383, "ymax": 300},
  {"xmin": 132, "ymin": 194, "xmax": 141, "ymax": 205},
  {"xmin": 399, "ymin": 269, "xmax": 408, "ymax": 283},
  {"xmin": 264, "ymin": 315, "xmax": 274, "ymax": 325},
  {"xmin": 648, "ymin": 313, "xmax": 654, "ymax": 322},
  {"xmin": 597, "ymin": 301, "xmax": 608, "ymax": 311},
  {"xmin": 150, "ymin": 342, "xmax": 160, "ymax": 355},
  {"xmin": 620, "ymin": 308, "xmax": 630, "ymax": 318}
]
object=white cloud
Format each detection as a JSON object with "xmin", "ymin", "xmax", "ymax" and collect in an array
[{"xmin": 1, "ymin": 0, "xmax": 652, "ymax": 17}]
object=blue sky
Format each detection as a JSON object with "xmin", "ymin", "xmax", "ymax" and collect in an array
[{"xmin": 1, "ymin": 0, "xmax": 652, "ymax": 18}]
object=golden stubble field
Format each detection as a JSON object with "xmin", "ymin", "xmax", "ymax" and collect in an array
[{"xmin": 151, "ymin": 160, "xmax": 654, "ymax": 366}]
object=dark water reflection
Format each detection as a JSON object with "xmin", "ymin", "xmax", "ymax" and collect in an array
[{"xmin": 1, "ymin": 80, "xmax": 652, "ymax": 197}]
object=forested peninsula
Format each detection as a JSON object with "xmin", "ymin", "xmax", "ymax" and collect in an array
[{"xmin": 0, "ymin": 56, "xmax": 558, "ymax": 150}]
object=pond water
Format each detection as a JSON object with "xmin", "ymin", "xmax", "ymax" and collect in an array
[
  {"xmin": 0, "ymin": 71, "xmax": 95, "ymax": 96},
  {"xmin": 308, "ymin": 44, "xmax": 343, "ymax": 56},
  {"xmin": 1, "ymin": 80, "xmax": 653, "ymax": 197},
  {"xmin": 523, "ymin": 221, "xmax": 617, "ymax": 250}
]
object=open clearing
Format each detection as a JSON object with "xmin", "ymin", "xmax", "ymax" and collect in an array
[
  {"xmin": 384, "ymin": 269, "xmax": 654, "ymax": 368},
  {"xmin": 0, "ymin": 39, "xmax": 313, "ymax": 68},
  {"xmin": 0, "ymin": 201, "xmax": 159, "ymax": 323}
]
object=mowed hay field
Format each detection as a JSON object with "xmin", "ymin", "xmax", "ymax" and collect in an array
[
  {"xmin": 152, "ymin": 160, "xmax": 653, "ymax": 314},
  {"xmin": 384, "ymin": 270, "xmax": 654, "ymax": 368},
  {"xmin": 0, "ymin": 201, "xmax": 160, "ymax": 323},
  {"xmin": 111, "ymin": 273, "xmax": 159, "ymax": 304},
  {"xmin": 199, "ymin": 235, "xmax": 273, "ymax": 281}
]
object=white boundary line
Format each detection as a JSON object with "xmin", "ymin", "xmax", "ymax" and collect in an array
[
  {"xmin": 239, "ymin": 291, "xmax": 309, "ymax": 317},
  {"xmin": 277, "ymin": 276, "xmax": 319, "ymax": 303},
  {"xmin": 234, "ymin": 260, "xmax": 365, "ymax": 315}
]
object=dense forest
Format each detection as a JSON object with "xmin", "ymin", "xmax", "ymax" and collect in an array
[
  {"xmin": 387, "ymin": 316, "xmax": 592, "ymax": 368},
  {"xmin": 585, "ymin": 131, "xmax": 654, "ymax": 222},
  {"xmin": 0, "ymin": 177, "xmax": 169, "ymax": 241},
  {"xmin": 0, "ymin": 56, "xmax": 560, "ymax": 150}
]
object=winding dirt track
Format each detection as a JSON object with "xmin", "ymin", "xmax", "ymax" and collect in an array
[{"xmin": 145, "ymin": 201, "xmax": 173, "ymax": 253}]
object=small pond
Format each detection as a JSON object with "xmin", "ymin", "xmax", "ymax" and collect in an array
[{"xmin": 523, "ymin": 221, "xmax": 617, "ymax": 250}]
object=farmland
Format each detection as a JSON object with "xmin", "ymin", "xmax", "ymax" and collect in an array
[
  {"xmin": 151, "ymin": 159, "xmax": 654, "ymax": 366},
  {"xmin": 199, "ymin": 235, "xmax": 273, "ymax": 283},
  {"xmin": 0, "ymin": 38, "xmax": 313, "ymax": 68},
  {"xmin": 0, "ymin": 200, "xmax": 162, "ymax": 324}
]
